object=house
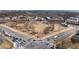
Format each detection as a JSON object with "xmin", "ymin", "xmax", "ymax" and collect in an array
[{"xmin": 66, "ymin": 17, "xmax": 79, "ymax": 25}]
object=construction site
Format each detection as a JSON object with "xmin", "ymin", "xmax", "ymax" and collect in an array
[{"xmin": 0, "ymin": 10, "xmax": 79, "ymax": 49}]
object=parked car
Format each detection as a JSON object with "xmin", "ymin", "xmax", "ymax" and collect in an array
[{"xmin": 61, "ymin": 23, "xmax": 68, "ymax": 27}]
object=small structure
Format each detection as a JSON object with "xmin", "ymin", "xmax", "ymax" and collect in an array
[
  {"xmin": 66, "ymin": 17, "xmax": 79, "ymax": 25},
  {"xmin": 4, "ymin": 17, "xmax": 10, "ymax": 20},
  {"xmin": 12, "ymin": 16, "xmax": 17, "ymax": 20}
]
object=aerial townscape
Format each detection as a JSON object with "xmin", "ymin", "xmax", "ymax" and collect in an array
[{"xmin": 0, "ymin": 10, "xmax": 79, "ymax": 49}]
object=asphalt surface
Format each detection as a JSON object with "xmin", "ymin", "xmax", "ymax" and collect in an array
[{"xmin": 0, "ymin": 24, "xmax": 79, "ymax": 49}]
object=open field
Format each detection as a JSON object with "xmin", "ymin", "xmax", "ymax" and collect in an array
[
  {"xmin": 0, "ymin": 10, "xmax": 79, "ymax": 49},
  {"xmin": 4, "ymin": 21, "xmax": 67, "ymax": 39}
]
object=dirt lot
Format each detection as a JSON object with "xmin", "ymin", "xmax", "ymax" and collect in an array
[
  {"xmin": 4, "ymin": 21, "xmax": 67, "ymax": 39},
  {"xmin": 0, "ymin": 39, "xmax": 13, "ymax": 49}
]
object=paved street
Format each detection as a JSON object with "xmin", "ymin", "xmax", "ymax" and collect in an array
[{"xmin": 0, "ymin": 24, "xmax": 79, "ymax": 49}]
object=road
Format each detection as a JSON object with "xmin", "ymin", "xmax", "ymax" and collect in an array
[{"xmin": 0, "ymin": 24, "xmax": 79, "ymax": 49}]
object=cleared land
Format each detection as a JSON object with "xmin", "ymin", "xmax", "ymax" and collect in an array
[
  {"xmin": 0, "ymin": 38, "xmax": 13, "ymax": 49},
  {"xmin": 4, "ymin": 21, "xmax": 67, "ymax": 39}
]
